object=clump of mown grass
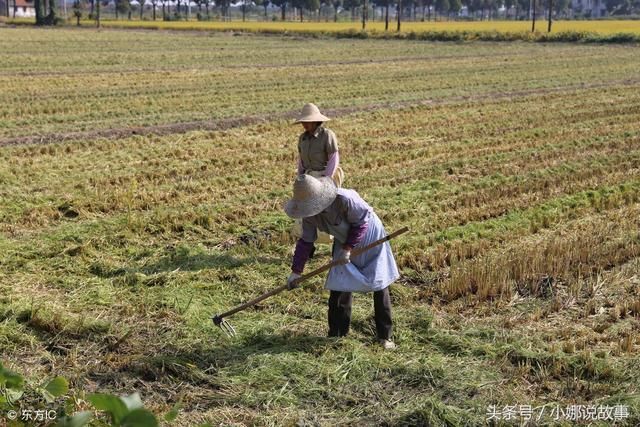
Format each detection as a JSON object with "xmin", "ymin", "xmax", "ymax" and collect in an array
[
  {"xmin": 12, "ymin": 303, "xmax": 112, "ymax": 340},
  {"xmin": 385, "ymin": 397, "xmax": 471, "ymax": 426},
  {"xmin": 504, "ymin": 346, "xmax": 617, "ymax": 382},
  {"xmin": 124, "ymin": 355, "xmax": 221, "ymax": 387}
]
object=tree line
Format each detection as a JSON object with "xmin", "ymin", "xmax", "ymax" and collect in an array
[{"xmin": 14, "ymin": 0, "xmax": 640, "ymax": 28}]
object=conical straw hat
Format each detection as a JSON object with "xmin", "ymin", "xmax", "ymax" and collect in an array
[
  {"xmin": 284, "ymin": 175, "xmax": 337, "ymax": 219},
  {"xmin": 294, "ymin": 103, "xmax": 331, "ymax": 123}
]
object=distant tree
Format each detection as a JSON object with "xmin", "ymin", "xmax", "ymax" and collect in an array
[
  {"xmin": 553, "ymin": 0, "xmax": 569, "ymax": 16},
  {"xmin": 383, "ymin": 0, "xmax": 390, "ymax": 27},
  {"xmin": 150, "ymin": 0, "xmax": 157, "ymax": 19},
  {"xmin": 293, "ymin": 0, "xmax": 319, "ymax": 20},
  {"xmin": 34, "ymin": 0, "xmax": 44, "ymax": 23},
  {"xmin": 415, "ymin": 0, "xmax": 424, "ymax": 20},
  {"xmin": 362, "ymin": 0, "xmax": 367, "ymax": 27},
  {"xmin": 342, "ymin": 0, "xmax": 360, "ymax": 19},
  {"xmin": 240, "ymin": 0, "xmax": 247, "ymax": 20},
  {"xmin": 309, "ymin": 0, "xmax": 320, "ymax": 16},
  {"xmin": 434, "ymin": 0, "xmax": 447, "ymax": 18},
  {"xmin": 73, "ymin": 0, "xmax": 82, "ymax": 23},
  {"xmin": 331, "ymin": 0, "xmax": 340, "ymax": 20},
  {"xmin": 504, "ymin": 0, "xmax": 514, "ymax": 17},
  {"xmin": 220, "ymin": 0, "xmax": 231, "ymax": 20},
  {"xmin": 34, "ymin": 0, "xmax": 57, "ymax": 24},
  {"xmin": 254, "ymin": 0, "xmax": 269, "ymax": 18},
  {"xmin": 515, "ymin": 0, "xmax": 527, "ymax": 19},
  {"xmin": 139, "ymin": 0, "xmax": 145, "ymax": 19},
  {"xmin": 531, "ymin": 0, "xmax": 537, "ymax": 31},
  {"xmin": 271, "ymin": 0, "xmax": 287, "ymax": 19},
  {"xmin": 489, "ymin": 0, "xmax": 499, "ymax": 18},
  {"xmin": 403, "ymin": 0, "xmax": 412, "ymax": 18},
  {"xmin": 425, "ymin": 0, "xmax": 432, "ymax": 19},
  {"xmin": 160, "ymin": 0, "xmax": 166, "ymax": 19},
  {"xmin": 605, "ymin": 0, "xmax": 640, "ymax": 14},
  {"xmin": 487, "ymin": 0, "xmax": 494, "ymax": 18},
  {"xmin": 202, "ymin": 0, "xmax": 210, "ymax": 18},
  {"xmin": 448, "ymin": 0, "xmax": 460, "ymax": 15},
  {"xmin": 396, "ymin": 0, "xmax": 400, "ymax": 30},
  {"xmin": 468, "ymin": 0, "xmax": 481, "ymax": 18},
  {"xmin": 371, "ymin": 0, "xmax": 389, "ymax": 26},
  {"xmin": 373, "ymin": 0, "xmax": 387, "ymax": 25},
  {"xmin": 35, "ymin": 0, "xmax": 57, "ymax": 24},
  {"xmin": 116, "ymin": 0, "xmax": 130, "ymax": 18}
]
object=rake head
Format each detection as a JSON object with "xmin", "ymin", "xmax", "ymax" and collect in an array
[{"xmin": 212, "ymin": 315, "xmax": 236, "ymax": 337}]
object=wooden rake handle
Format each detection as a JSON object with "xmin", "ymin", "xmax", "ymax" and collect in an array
[{"xmin": 213, "ymin": 226, "xmax": 409, "ymax": 323}]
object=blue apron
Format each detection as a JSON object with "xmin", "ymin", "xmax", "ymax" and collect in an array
[{"xmin": 325, "ymin": 213, "xmax": 400, "ymax": 293}]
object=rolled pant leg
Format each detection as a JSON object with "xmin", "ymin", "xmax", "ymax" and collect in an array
[
  {"xmin": 328, "ymin": 290, "xmax": 353, "ymax": 337},
  {"xmin": 373, "ymin": 287, "xmax": 393, "ymax": 340}
]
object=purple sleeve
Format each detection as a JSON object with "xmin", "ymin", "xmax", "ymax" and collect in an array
[
  {"xmin": 346, "ymin": 221, "xmax": 368, "ymax": 248},
  {"xmin": 339, "ymin": 191, "xmax": 371, "ymax": 249},
  {"xmin": 291, "ymin": 239, "xmax": 314, "ymax": 274},
  {"xmin": 324, "ymin": 151, "xmax": 339, "ymax": 177}
]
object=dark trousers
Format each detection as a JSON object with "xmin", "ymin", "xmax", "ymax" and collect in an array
[{"xmin": 328, "ymin": 287, "xmax": 393, "ymax": 340}]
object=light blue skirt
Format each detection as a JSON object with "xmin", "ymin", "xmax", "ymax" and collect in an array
[{"xmin": 325, "ymin": 213, "xmax": 400, "ymax": 293}]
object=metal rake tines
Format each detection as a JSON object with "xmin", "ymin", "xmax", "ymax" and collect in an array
[{"xmin": 212, "ymin": 315, "xmax": 236, "ymax": 337}]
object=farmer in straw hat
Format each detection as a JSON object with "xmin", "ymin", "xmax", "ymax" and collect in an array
[
  {"xmin": 284, "ymin": 175, "xmax": 399, "ymax": 350},
  {"xmin": 291, "ymin": 103, "xmax": 344, "ymax": 246},
  {"xmin": 294, "ymin": 103, "xmax": 344, "ymax": 186}
]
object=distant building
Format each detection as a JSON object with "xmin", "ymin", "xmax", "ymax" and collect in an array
[
  {"xmin": 13, "ymin": 0, "xmax": 36, "ymax": 17},
  {"xmin": 571, "ymin": 0, "xmax": 607, "ymax": 17}
]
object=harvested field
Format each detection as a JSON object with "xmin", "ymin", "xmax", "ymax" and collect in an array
[{"xmin": 0, "ymin": 27, "xmax": 639, "ymax": 426}]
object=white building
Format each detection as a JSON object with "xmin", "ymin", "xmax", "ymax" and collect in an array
[{"xmin": 13, "ymin": 0, "xmax": 36, "ymax": 17}]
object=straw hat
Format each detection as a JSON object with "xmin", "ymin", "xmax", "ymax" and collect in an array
[
  {"xmin": 284, "ymin": 175, "xmax": 337, "ymax": 219},
  {"xmin": 294, "ymin": 103, "xmax": 331, "ymax": 123}
]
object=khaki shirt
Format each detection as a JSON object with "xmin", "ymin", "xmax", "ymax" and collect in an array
[{"xmin": 298, "ymin": 126, "xmax": 338, "ymax": 173}]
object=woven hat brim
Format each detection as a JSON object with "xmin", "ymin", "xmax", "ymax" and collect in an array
[
  {"xmin": 284, "ymin": 179, "xmax": 337, "ymax": 219},
  {"xmin": 294, "ymin": 113, "xmax": 331, "ymax": 123}
]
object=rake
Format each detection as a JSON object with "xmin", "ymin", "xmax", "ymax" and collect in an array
[{"xmin": 212, "ymin": 226, "xmax": 409, "ymax": 337}]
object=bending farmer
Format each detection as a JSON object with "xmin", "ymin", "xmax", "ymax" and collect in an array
[{"xmin": 284, "ymin": 175, "xmax": 399, "ymax": 350}]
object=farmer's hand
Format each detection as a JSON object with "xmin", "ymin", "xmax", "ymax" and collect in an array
[
  {"xmin": 287, "ymin": 272, "xmax": 302, "ymax": 290},
  {"xmin": 336, "ymin": 247, "xmax": 351, "ymax": 265}
]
